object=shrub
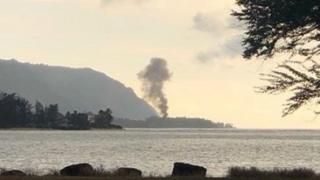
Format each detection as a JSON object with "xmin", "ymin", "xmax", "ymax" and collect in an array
[
  {"xmin": 93, "ymin": 165, "xmax": 116, "ymax": 177},
  {"xmin": 227, "ymin": 166, "xmax": 316, "ymax": 178}
]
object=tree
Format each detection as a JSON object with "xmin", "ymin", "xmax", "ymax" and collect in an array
[
  {"xmin": 233, "ymin": 0, "xmax": 320, "ymax": 116},
  {"xmin": 0, "ymin": 93, "xmax": 32, "ymax": 128},
  {"xmin": 45, "ymin": 104, "xmax": 64, "ymax": 128},
  {"xmin": 33, "ymin": 101, "xmax": 46, "ymax": 128},
  {"xmin": 66, "ymin": 111, "xmax": 90, "ymax": 130},
  {"xmin": 258, "ymin": 60, "xmax": 320, "ymax": 116},
  {"xmin": 0, "ymin": 91, "xmax": 120, "ymax": 129},
  {"xmin": 93, "ymin": 108, "xmax": 113, "ymax": 128},
  {"xmin": 233, "ymin": 0, "xmax": 320, "ymax": 59}
]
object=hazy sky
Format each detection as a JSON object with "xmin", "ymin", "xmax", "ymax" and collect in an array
[{"xmin": 0, "ymin": 0, "xmax": 319, "ymax": 129}]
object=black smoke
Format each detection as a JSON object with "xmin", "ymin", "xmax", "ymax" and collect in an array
[{"xmin": 138, "ymin": 58, "xmax": 171, "ymax": 118}]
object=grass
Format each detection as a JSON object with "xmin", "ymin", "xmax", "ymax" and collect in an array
[
  {"xmin": 0, "ymin": 177, "xmax": 320, "ymax": 180},
  {"xmin": 0, "ymin": 167, "xmax": 320, "ymax": 180},
  {"xmin": 227, "ymin": 166, "xmax": 318, "ymax": 179}
]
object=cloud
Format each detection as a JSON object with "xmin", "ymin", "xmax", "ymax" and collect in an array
[
  {"xmin": 192, "ymin": 12, "xmax": 243, "ymax": 35},
  {"xmin": 196, "ymin": 35, "xmax": 243, "ymax": 62},
  {"xmin": 193, "ymin": 12, "xmax": 244, "ymax": 62},
  {"xmin": 192, "ymin": 12, "xmax": 223, "ymax": 35},
  {"xmin": 101, "ymin": 0, "xmax": 149, "ymax": 7}
]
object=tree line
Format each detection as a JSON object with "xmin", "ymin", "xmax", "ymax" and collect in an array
[
  {"xmin": 0, "ymin": 92, "xmax": 121, "ymax": 129},
  {"xmin": 114, "ymin": 116, "xmax": 234, "ymax": 128}
]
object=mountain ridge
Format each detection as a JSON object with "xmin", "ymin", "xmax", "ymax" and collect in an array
[{"xmin": 0, "ymin": 59, "xmax": 157, "ymax": 119}]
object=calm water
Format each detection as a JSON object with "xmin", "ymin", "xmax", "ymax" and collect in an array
[{"xmin": 0, "ymin": 129, "xmax": 320, "ymax": 177}]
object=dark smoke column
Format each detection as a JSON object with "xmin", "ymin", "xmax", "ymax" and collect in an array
[{"xmin": 138, "ymin": 58, "xmax": 172, "ymax": 118}]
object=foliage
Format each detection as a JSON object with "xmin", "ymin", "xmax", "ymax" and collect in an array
[
  {"xmin": 233, "ymin": 0, "xmax": 320, "ymax": 60},
  {"xmin": 31, "ymin": 102, "xmax": 64, "ymax": 129},
  {"xmin": 45, "ymin": 104, "xmax": 63, "ymax": 128},
  {"xmin": 0, "ymin": 92, "xmax": 32, "ymax": 128},
  {"xmin": 92, "ymin": 108, "xmax": 113, "ymax": 128},
  {"xmin": 233, "ymin": 0, "xmax": 320, "ymax": 115},
  {"xmin": 258, "ymin": 60, "xmax": 320, "ymax": 116},
  {"xmin": 228, "ymin": 166, "xmax": 316, "ymax": 178},
  {"xmin": 33, "ymin": 101, "xmax": 46, "ymax": 128},
  {"xmin": 0, "ymin": 91, "xmax": 118, "ymax": 129},
  {"xmin": 66, "ymin": 111, "xmax": 91, "ymax": 130}
]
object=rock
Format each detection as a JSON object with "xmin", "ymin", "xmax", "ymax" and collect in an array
[
  {"xmin": 60, "ymin": 163, "xmax": 94, "ymax": 176},
  {"xmin": 1, "ymin": 170, "xmax": 26, "ymax": 176},
  {"xmin": 172, "ymin": 162, "xmax": 207, "ymax": 177},
  {"xmin": 114, "ymin": 167, "xmax": 142, "ymax": 177}
]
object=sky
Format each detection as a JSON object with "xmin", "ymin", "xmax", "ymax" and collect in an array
[{"xmin": 0, "ymin": 0, "xmax": 319, "ymax": 129}]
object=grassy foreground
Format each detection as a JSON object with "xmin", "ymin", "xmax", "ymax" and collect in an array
[
  {"xmin": 1, "ymin": 177, "xmax": 320, "ymax": 180},
  {"xmin": 1, "ymin": 167, "xmax": 320, "ymax": 180}
]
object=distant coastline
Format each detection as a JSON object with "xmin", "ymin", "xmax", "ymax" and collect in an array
[
  {"xmin": 0, "ymin": 126, "xmax": 123, "ymax": 131},
  {"xmin": 114, "ymin": 116, "xmax": 234, "ymax": 129},
  {"xmin": 0, "ymin": 90, "xmax": 234, "ymax": 130}
]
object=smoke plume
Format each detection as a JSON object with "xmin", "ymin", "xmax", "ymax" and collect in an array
[{"xmin": 138, "ymin": 58, "xmax": 171, "ymax": 118}]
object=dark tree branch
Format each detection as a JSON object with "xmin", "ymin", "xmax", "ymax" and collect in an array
[
  {"xmin": 233, "ymin": 0, "xmax": 320, "ymax": 60},
  {"xmin": 234, "ymin": 0, "xmax": 320, "ymax": 116},
  {"xmin": 258, "ymin": 61, "xmax": 320, "ymax": 116}
]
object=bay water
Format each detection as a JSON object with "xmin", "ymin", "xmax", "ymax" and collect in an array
[{"xmin": 0, "ymin": 129, "xmax": 319, "ymax": 177}]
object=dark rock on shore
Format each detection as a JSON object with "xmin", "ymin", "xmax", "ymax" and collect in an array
[
  {"xmin": 60, "ymin": 163, "xmax": 94, "ymax": 176},
  {"xmin": 1, "ymin": 170, "xmax": 26, "ymax": 176},
  {"xmin": 172, "ymin": 162, "xmax": 207, "ymax": 177},
  {"xmin": 114, "ymin": 167, "xmax": 142, "ymax": 177}
]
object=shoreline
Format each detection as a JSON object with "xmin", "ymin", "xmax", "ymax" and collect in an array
[
  {"xmin": 0, "ymin": 164, "xmax": 319, "ymax": 179},
  {"xmin": 0, "ymin": 127, "xmax": 124, "ymax": 131},
  {"xmin": 0, "ymin": 127, "xmax": 235, "ymax": 131},
  {"xmin": 2, "ymin": 128, "xmax": 320, "ymax": 131}
]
